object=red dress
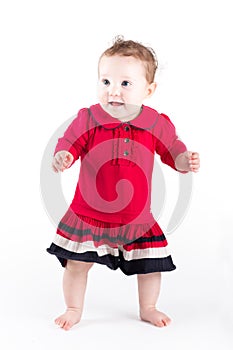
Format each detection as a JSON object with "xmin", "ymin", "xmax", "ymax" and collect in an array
[{"xmin": 47, "ymin": 104, "xmax": 187, "ymax": 275}]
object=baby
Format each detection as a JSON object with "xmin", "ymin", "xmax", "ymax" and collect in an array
[{"xmin": 47, "ymin": 36, "xmax": 200, "ymax": 331}]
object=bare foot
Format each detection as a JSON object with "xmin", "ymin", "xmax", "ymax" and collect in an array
[
  {"xmin": 140, "ymin": 307, "xmax": 171, "ymax": 327},
  {"xmin": 55, "ymin": 308, "xmax": 82, "ymax": 331}
]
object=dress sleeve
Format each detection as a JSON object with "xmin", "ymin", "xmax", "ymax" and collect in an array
[
  {"xmin": 154, "ymin": 113, "xmax": 187, "ymax": 171},
  {"xmin": 54, "ymin": 108, "xmax": 90, "ymax": 162}
]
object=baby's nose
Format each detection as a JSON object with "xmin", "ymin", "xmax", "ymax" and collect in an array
[{"xmin": 109, "ymin": 84, "xmax": 121, "ymax": 96}]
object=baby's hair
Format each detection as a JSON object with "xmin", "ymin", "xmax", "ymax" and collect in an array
[{"xmin": 100, "ymin": 35, "xmax": 158, "ymax": 84}]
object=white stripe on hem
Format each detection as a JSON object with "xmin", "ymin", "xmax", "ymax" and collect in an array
[{"xmin": 53, "ymin": 235, "xmax": 171, "ymax": 260}]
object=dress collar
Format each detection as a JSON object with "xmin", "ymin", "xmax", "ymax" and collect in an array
[{"xmin": 89, "ymin": 103, "xmax": 159, "ymax": 130}]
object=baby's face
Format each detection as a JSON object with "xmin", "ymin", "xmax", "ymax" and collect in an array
[{"xmin": 97, "ymin": 55, "xmax": 155, "ymax": 121}]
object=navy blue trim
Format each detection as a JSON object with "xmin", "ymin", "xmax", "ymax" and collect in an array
[{"xmin": 47, "ymin": 244, "xmax": 176, "ymax": 275}]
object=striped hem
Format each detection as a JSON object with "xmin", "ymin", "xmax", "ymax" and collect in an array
[
  {"xmin": 47, "ymin": 211, "xmax": 176, "ymax": 275},
  {"xmin": 47, "ymin": 243, "xmax": 176, "ymax": 275},
  {"xmin": 51, "ymin": 234, "xmax": 171, "ymax": 260}
]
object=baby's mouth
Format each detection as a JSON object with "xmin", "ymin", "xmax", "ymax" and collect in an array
[{"xmin": 109, "ymin": 101, "xmax": 124, "ymax": 107}]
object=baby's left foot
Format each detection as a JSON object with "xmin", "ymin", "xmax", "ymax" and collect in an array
[
  {"xmin": 55, "ymin": 308, "xmax": 82, "ymax": 331},
  {"xmin": 140, "ymin": 307, "xmax": 171, "ymax": 327}
]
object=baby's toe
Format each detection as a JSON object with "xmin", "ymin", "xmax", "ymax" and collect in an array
[
  {"xmin": 155, "ymin": 320, "xmax": 165, "ymax": 327},
  {"xmin": 55, "ymin": 317, "xmax": 64, "ymax": 328},
  {"xmin": 63, "ymin": 321, "xmax": 72, "ymax": 331},
  {"xmin": 164, "ymin": 317, "xmax": 171, "ymax": 326}
]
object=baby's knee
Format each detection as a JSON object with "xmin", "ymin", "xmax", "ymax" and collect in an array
[{"xmin": 66, "ymin": 260, "xmax": 94, "ymax": 273}]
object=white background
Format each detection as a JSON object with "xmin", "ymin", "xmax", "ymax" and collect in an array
[{"xmin": 0, "ymin": 0, "xmax": 232, "ymax": 349}]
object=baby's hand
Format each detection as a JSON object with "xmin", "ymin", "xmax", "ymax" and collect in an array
[
  {"xmin": 52, "ymin": 151, "xmax": 74, "ymax": 173},
  {"xmin": 175, "ymin": 151, "xmax": 200, "ymax": 173}
]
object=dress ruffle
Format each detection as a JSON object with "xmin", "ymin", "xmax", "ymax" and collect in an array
[
  {"xmin": 47, "ymin": 207, "xmax": 176, "ymax": 274},
  {"xmin": 56, "ymin": 207, "xmax": 161, "ymax": 248}
]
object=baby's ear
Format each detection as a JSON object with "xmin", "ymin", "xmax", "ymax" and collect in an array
[{"xmin": 146, "ymin": 82, "xmax": 157, "ymax": 98}]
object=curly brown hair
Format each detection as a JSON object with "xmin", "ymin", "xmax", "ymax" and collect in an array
[{"xmin": 99, "ymin": 35, "xmax": 158, "ymax": 84}]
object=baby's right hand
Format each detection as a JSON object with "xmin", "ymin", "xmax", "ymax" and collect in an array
[{"xmin": 52, "ymin": 151, "xmax": 74, "ymax": 173}]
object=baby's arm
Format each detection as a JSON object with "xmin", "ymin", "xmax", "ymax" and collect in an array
[
  {"xmin": 52, "ymin": 150, "xmax": 74, "ymax": 173},
  {"xmin": 175, "ymin": 151, "xmax": 200, "ymax": 173},
  {"xmin": 52, "ymin": 109, "xmax": 90, "ymax": 173}
]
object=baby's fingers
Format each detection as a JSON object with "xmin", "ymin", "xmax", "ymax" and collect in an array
[
  {"xmin": 52, "ymin": 163, "xmax": 59, "ymax": 173},
  {"xmin": 52, "ymin": 151, "xmax": 74, "ymax": 172},
  {"xmin": 52, "ymin": 156, "xmax": 64, "ymax": 172},
  {"xmin": 190, "ymin": 152, "xmax": 199, "ymax": 160},
  {"xmin": 189, "ymin": 155, "xmax": 200, "ymax": 172},
  {"xmin": 189, "ymin": 158, "xmax": 199, "ymax": 165},
  {"xmin": 63, "ymin": 154, "xmax": 74, "ymax": 169},
  {"xmin": 63, "ymin": 157, "xmax": 72, "ymax": 168},
  {"xmin": 190, "ymin": 165, "xmax": 199, "ymax": 172}
]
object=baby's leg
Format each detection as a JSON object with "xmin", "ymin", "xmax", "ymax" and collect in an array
[
  {"xmin": 137, "ymin": 272, "xmax": 171, "ymax": 327},
  {"xmin": 55, "ymin": 260, "xmax": 94, "ymax": 331}
]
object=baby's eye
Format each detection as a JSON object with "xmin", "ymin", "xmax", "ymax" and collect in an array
[
  {"xmin": 121, "ymin": 80, "xmax": 130, "ymax": 87},
  {"xmin": 102, "ymin": 79, "xmax": 110, "ymax": 86}
]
